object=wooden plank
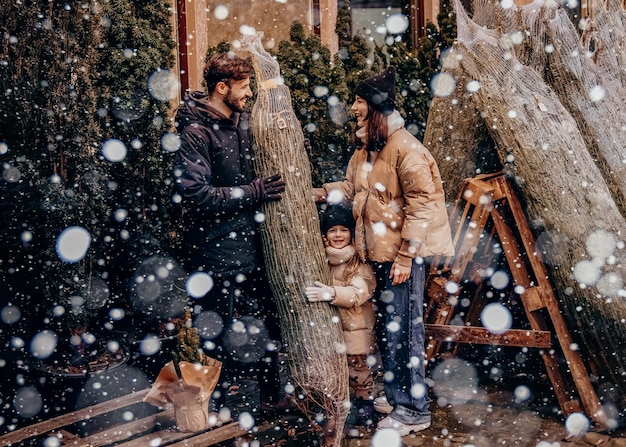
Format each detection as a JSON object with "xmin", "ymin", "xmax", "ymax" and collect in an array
[
  {"xmin": 114, "ymin": 413, "xmax": 234, "ymax": 447},
  {"xmin": 425, "ymin": 174, "xmax": 607, "ymax": 428},
  {"xmin": 462, "ymin": 178, "xmax": 497, "ymax": 206},
  {"xmin": 114, "ymin": 427, "xmax": 197, "ymax": 447},
  {"xmin": 425, "ymin": 179, "xmax": 496, "ymax": 362},
  {"xmin": 490, "ymin": 186, "xmax": 591, "ymax": 417},
  {"xmin": 426, "ymin": 324, "xmax": 551, "ymax": 348},
  {"xmin": 0, "ymin": 389, "xmax": 150, "ymax": 446},
  {"xmin": 522, "ymin": 287, "xmax": 545, "ymax": 312},
  {"xmin": 429, "ymin": 176, "xmax": 493, "ymax": 273},
  {"xmin": 489, "ymin": 206, "xmax": 551, "ymax": 331},
  {"xmin": 495, "ymin": 176, "xmax": 608, "ymax": 428},
  {"xmin": 427, "ymin": 276, "xmax": 453, "ymax": 304},
  {"xmin": 425, "ymin": 178, "xmax": 495, "ymax": 362},
  {"xmin": 56, "ymin": 429, "xmax": 79, "ymax": 444},
  {"xmin": 63, "ymin": 408, "xmax": 175, "ymax": 447},
  {"xmin": 166, "ymin": 421, "xmax": 275, "ymax": 447},
  {"xmin": 450, "ymin": 199, "xmax": 493, "ymax": 280}
]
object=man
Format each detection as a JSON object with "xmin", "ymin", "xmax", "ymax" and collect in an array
[{"xmin": 173, "ymin": 52, "xmax": 286, "ymax": 416}]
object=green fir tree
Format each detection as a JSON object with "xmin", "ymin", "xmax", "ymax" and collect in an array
[
  {"xmin": 0, "ymin": 0, "xmax": 175, "ymax": 364},
  {"xmin": 380, "ymin": 0, "xmax": 457, "ymax": 139},
  {"xmin": 95, "ymin": 0, "xmax": 176, "ymax": 303},
  {"xmin": 274, "ymin": 22, "xmax": 352, "ymax": 184}
]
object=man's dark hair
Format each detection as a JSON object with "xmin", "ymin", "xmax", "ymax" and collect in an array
[{"xmin": 203, "ymin": 52, "xmax": 253, "ymax": 93}]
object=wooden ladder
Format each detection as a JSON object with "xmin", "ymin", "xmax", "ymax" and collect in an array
[{"xmin": 424, "ymin": 172, "xmax": 608, "ymax": 429}]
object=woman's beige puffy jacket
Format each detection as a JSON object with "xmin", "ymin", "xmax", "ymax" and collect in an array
[{"xmin": 321, "ymin": 127, "xmax": 454, "ymax": 266}]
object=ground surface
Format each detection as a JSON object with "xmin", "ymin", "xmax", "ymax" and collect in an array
[
  {"xmin": 4, "ymin": 332, "xmax": 626, "ymax": 447},
  {"xmin": 224, "ymin": 379, "xmax": 626, "ymax": 447}
]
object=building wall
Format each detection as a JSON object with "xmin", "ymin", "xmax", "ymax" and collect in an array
[
  {"xmin": 178, "ymin": 0, "xmax": 317, "ymax": 92},
  {"xmin": 204, "ymin": 0, "xmax": 313, "ymax": 50},
  {"xmin": 173, "ymin": 0, "xmax": 441, "ymax": 94}
]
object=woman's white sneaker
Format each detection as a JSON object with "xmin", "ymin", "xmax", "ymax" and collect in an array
[
  {"xmin": 376, "ymin": 416, "xmax": 431, "ymax": 436},
  {"xmin": 373, "ymin": 396, "xmax": 393, "ymax": 414}
]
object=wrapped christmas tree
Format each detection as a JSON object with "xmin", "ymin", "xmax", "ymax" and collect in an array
[
  {"xmin": 424, "ymin": 0, "xmax": 626, "ymax": 414},
  {"xmin": 239, "ymin": 33, "xmax": 349, "ymax": 447}
]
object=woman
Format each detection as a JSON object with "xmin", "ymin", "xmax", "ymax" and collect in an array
[{"xmin": 313, "ymin": 66, "xmax": 454, "ymax": 436}]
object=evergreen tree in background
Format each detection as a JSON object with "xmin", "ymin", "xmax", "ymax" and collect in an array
[
  {"xmin": 96, "ymin": 0, "xmax": 176, "ymax": 307},
  {"xmin": 274, "ymin": 22, "xmax": 352, "ymax": 184},
  {"xmin": 205, "ymin": 40, "xmax": 233, "ymax": 66},
  {"xmin": 378, "ymin": 0, "xmax": 457, "ymax": 139},
  {"xmin": 336, "ymin": 0, "xmax": 353, "ymax": 50},
  {"xmin": 418, "ymin": 0, "xmax": 456, "ymax": 136},
  {"xmin": 0, "ymin": 0, "xmax": 175, "ymax": 363},
  {"xmin": 342, "ymin": 33, "xmax": 385, "ymax": 92},
  {"xmin": 413, "ymin": 0, "xmax": 456, "ymax": 84},
  {"xmin": 1, "ymin": 1, "xmax": 109, "ymax": 340},
  {"xmin": 437, "ymin": 0, "xmax": 457, "ymax": 51},
  {"xmin": 383, "ymin": 41, "xmax": 416, "ymax": 131}
]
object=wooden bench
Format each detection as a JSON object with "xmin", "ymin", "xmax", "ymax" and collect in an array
[{"xmin": 0, "ymin": 388, "xmax": 277, "ymax": 447}]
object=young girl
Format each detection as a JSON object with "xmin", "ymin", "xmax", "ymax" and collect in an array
[{"xmin": 305, "ymin": 204, "xmax": 379, "ymax": 433}]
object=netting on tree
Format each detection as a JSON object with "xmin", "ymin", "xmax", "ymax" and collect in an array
[
  {"xmin": 589, "ymin": 0, "xmax": 626, "ymax": 88},
  {"xmin": 491, "ymin": 0, "xmax": 626, "ymax": 213},
  {"xmin": 424, "ymin": 0, "xmax": 626, "ymax": 401},
  {"xmin": 454, "ymin": 0, "xmax": 613, "ymax": 269},
  {"xmin": 238, "ymin": 33, "xmax": 349, "ymax": 447}
]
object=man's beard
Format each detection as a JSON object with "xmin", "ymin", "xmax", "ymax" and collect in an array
[{"xmin": 224, "ymin": 91, "xmax": 245, "ymax": 113}]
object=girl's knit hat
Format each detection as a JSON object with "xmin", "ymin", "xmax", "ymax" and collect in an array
[
  {"xmin": 354, "ymin": 66, "xmax": 397, "ymax": 116},
  {"xmin": 320, "ymin": 204, "xmax": 355, "ymax": 235}
]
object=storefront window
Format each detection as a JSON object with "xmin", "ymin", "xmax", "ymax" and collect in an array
[{"xmin": 350, "ymin": 0, "xmax": 405, "ymax": 45}]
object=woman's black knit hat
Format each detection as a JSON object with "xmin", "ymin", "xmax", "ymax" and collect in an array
[
  {"xmin": 320, "ymin": 204, "xmax": 355, "ymax": 235},
  {"xmin": 354, "ymin": 66, "xmax": 397, "ymax": 116}
]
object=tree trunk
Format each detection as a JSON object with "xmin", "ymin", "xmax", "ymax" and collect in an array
[{"xmin": 239, "ymin": 34, "xmax": 349, "ymax": 447}]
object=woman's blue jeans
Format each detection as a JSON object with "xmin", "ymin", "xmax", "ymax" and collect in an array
[{"xmin": 373, "ymin": 261, "xmax": 431, "ymax": 424}]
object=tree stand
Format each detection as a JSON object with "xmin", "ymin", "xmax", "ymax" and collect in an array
[{"xmin": 424, "ymin": 172, "xmax": 609, "ymax": 430}]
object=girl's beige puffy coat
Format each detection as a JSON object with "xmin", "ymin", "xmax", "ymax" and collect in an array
[{"xmin": 330, "ymin": 260, "xmax": 377, "ymax": 355}]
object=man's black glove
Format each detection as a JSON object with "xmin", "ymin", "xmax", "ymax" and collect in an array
[
  {"xmin": 247, "ymin": 174, "xmax": 286, "ymax": 203},
  {"xmin": 261, "ymin": 174, "xmax": 286, "ymax": 201}
]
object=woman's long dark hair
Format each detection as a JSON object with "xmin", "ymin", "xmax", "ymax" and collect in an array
[{"xmin": 353, "ymin": 103, "xmax": 388, "ymax": 152}]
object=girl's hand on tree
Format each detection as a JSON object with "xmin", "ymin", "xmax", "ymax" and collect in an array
[{"xmin": 305, "ymin": 281, "xmax": 335, "ymax": 302}]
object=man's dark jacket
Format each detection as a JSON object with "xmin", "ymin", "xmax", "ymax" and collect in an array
[{"xmin": 173, "ymin": 91, "xmax": 263, "ymax": 277}]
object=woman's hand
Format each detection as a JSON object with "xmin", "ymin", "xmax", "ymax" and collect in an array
[
  {"xmin": 305, "ymin": 281, "xmax": 335, "ymax": 302},
  {"xmin": 311, "ymin": 187, "xmax": 326, "ymax": 203},
  {"xmin": 390, "ymin": 262, "xmax": 411, "ymax": 285}
]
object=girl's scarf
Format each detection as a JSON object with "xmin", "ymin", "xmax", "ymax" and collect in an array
[{"xmin": 326, "ymin": 244, "xmax": 357, "ymax": 266}]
